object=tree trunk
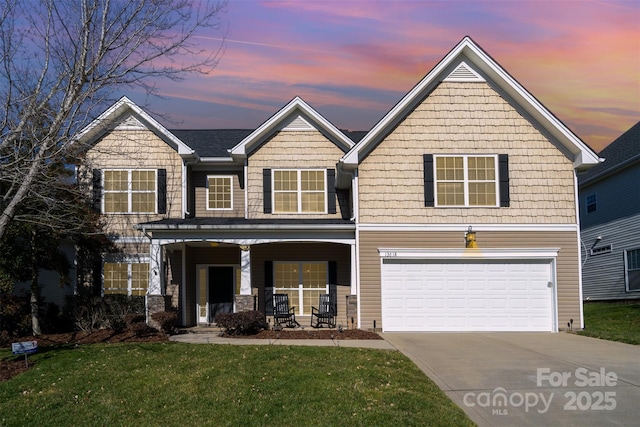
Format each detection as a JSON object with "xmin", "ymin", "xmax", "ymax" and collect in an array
[{"xmin": 30, "ymin": 230, "xmax": 41, "ymax": 336}]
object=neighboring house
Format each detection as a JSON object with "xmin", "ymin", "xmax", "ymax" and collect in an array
[
  {"xmin": 578, "ymin": 121, "xmax": 640, "ymax": 300},
  {"xmin": 74, "ymin": 37, "xmax": 600, "ymax": 332}
]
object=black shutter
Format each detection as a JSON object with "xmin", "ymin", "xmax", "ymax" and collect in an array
[
  {"xmin": 498, "ymin": 154, "xmax": 510, "ymax": 207},
  {"xmin": 328, "ymin": 261, "xmax": 338, "ymax": 314},
  {"xmin": 92, "ymin": 169, "xmax": 102, "ymax": 212},
  {"xmin": 263, "ymin": 169, "xmax": 272, "ymax": 213},
  {"xmin": 423, "ymin": 154, "xmax": 434, "ymax": 207},
  {"xmin": 265, "ymin": 261, "xmax": 274, "ymax": 315},
  {"xmin": 327, "ymin": 169, "xmax": 336, "ymax": 214},
  {"xmin": 157, "ymin": 169, "xmax": 167, "ymax": 214}
]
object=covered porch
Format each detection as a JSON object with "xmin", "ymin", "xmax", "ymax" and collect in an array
[{"xmin": 137, "ymin": 218, "xmax": 357, "ymax": 328}]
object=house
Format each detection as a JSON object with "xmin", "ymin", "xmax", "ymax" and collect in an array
[
  {"xmin": 578, "ymin": 121, "xmax": 640, "ymax": 300},
  {"xmin": 74, "ymin": 36, "xmax": 600, "ymax": 332}
]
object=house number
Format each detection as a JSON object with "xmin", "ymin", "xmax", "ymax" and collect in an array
[{"xmin": 382, "ymin": 252, "xmax": 397, "ymax": 257}]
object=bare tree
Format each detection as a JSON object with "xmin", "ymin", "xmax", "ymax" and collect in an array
[{"xmin": 0, "ymin": 0, "xmax": 226, "ymax": 240}]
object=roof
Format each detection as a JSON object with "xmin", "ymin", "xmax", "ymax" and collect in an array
[
  {"xmin": 229, "ymin": 97, "xmax": 354, "ymax": 160},
  {"xmin": 74, "ymin": 96, "xmax": 195, "ymax": 157},
  {"xmin": 340, "ymin": 36, "xmax": 601, "ymax": 171},
  {"xmin": 170, "ymin": 129, "xmax": 253, "ymax": 158},
  {"xmin": 578, "ymin": 121, "xmax": 640, "ymax": 187},
  {"xmin": 136, "ymin": 217, "xmax": 355, "ymax": 230}
]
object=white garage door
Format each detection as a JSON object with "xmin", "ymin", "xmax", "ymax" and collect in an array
[{"xmin": 382, "ymin": 259, "xmax": 554, "ymax": 332}]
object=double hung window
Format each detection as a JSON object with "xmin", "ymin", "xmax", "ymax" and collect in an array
[
  {"xmin": 434, "ymin": 155, "xmax": 498, "ymax": 207},
  {"xmin": 103, "ymin": 169, "xmax": 156, "ymax": 213}
]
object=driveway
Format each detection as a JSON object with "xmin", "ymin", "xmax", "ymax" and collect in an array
[{"xmin": 382, "ymin": 333, "xmax": 640, "ymax": 426}]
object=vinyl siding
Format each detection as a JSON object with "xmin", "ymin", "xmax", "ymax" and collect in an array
[
  {"xmin": 357, "ymin": 82, "xmax": 576, "ymax": 224},
  {"xmin": 581, "ymin": 215, "xmax": 640, "ymax": 300},
  {"xmin": 579, "ymin": 164, "xmax": 640, "ymax": 229},
  {"xmin": 246, "ymin": 130, "xmax": 346, "ymax": 219},
  {"xmin": 191, "ymin": 170, "xmax": 244, "ymax": 217},
  {"xmin": 85, "ymin": 129, "xmax": 183, "ymax": 238},
  {"xmin": 359, "ymin": 230, "xmax": 580, "ymax": 331}
]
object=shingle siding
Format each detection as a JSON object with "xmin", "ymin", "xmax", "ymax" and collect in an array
[{"xmin": 357, "ymin": 82, "xmax": 576, "ymax": 224}]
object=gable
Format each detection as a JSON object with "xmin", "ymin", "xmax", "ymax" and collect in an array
[{"xmin": 341, "ymin": 37, "xmax": 600, "ymax": 172}]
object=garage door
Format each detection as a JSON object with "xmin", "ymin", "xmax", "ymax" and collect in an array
[{"xmin": 381, "ymin": 259, "xmax": 554, "ymax": 332}]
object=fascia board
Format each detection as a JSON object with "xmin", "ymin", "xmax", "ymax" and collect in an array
[{"xmin": 229, "ymin": 97, "xmax": 354, "ymax": 159}]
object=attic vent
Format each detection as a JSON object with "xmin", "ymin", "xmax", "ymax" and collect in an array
[
  {"xmin": 590, "ymin": 245, "xmax": 612, "ymax": 256},
  {"xmin": 282, "ymin": 114, "xmax": 314, "ymax": 131},
  {"xmin": 444, "ymin": 61, "xmax": 485, "ymax": 82},
  {"xmin": 114, "ymin": 115, "xmax": 146, "ymax": 130}
]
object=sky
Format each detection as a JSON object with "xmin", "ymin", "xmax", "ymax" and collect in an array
[{"xmin": 127, "ymin": 0, "xmax": 640, "ymax": 153}]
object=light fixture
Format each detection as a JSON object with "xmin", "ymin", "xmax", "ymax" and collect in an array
[{"xmin": 465, "ymin": 226, "xmax": 478, "ymax": 248}]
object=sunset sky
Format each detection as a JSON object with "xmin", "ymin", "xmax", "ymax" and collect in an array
[{"xmin": 128, "ymin": 0, "xmax": 640, "ymax": 152}]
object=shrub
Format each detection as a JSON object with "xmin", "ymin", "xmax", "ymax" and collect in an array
[
  {"xmin": 67, "ymin": 294, "xmax": 145, "ymax": 332},
  {"xmin": 151, "ymin": 310, "xmax": 177, "ymax": 334},
  {"xmin": 215, "ymin": 311, "xmax": 267, "ymax": 336}
]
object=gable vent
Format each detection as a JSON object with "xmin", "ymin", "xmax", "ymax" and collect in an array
[
  {"xmin": 444, "ymin": 61, "xmax": 485, "ymax": 82},
  {"xmin": 282, "ymin": 114, "xmax": 315, "ymax": 131},
  {"xmin": 114, "ymin": 114, "xmax": 147, "ymax": 130}
]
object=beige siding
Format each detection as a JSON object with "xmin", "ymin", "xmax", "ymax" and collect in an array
[
  {"xmin": 247, "ymin": 130, "xmax": 346, "ymax": 219},
  {"xmin": 85, "ymin": 129, "xmax": 183, "ymax": 238},
  {"xmin": 359, "ymin": 230, "xmax": 580, "ymax": 331},
  {"xmin": 250, "ymin": 242, "xmax": 351, "ymax": 324},
  {"xmin": 358, "ymin": 82, "xmax": 577, "ymax": 224},
  {"xmin": 191, "ymin": 170, "xmax": 244, "ymax": 217}
]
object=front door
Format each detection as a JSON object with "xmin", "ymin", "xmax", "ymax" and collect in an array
[{"xmin": 209, "ymin": 266, "xmax": 234, "ymax": 322}]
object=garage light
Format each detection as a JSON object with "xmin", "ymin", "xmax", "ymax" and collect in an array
[{"xmin": 465, "ymin": 226, "xmax": 478, "ymax": 248}]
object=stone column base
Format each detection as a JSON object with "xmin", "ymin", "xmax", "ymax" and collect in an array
[{"xmin": 235, "ymin": 294, "xmax": 256, "ymax": 312}]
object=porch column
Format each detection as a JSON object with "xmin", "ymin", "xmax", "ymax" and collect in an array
[
  {"xmin": 240, "ymin": 245, "xmax": 252, "ymax": 295},
  {"xmin": 149, "ymin": 239, "xmax": 163, "ymax": 295},
  {"xmin": 350, "ymin": 242, "xmax": 357, "ymax": 295}
]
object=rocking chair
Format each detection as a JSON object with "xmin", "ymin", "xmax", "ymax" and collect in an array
[
  {"xmin": 272, "ymin": 294, "xmax": 300, "ymax": 328},
  {"xmin": 310, "ymin": 293, "xmax": 336, "ymax": 328}
]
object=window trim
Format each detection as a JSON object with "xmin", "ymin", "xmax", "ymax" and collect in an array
[
  {"xmin": 624, "ymin": 248, "xmax": 640, "ymax": 292},
  {"xmin": 102, "ymin": 169, "xmax": 158, "ymax": 214},
  {"xmin": 586, "ymin": 193, "xmax": 597, "ymax": 214},
  {"xmin": 102, "ymin": 255, "xmax": 150, "ymax": 297},
  {"xmin": 206, "ymin": 175, "xmax": 233, "ymax": 211},
  {"xmin": 273, "ymin": 261, "xmax": 328, "ymax": 315},
  {"xmin": 272, "ymin": 169, "xmax": 327, "ymax": 214},
  {"xmin": 433, "ymin": 154, "xmax": 499, "ymax": 208}
]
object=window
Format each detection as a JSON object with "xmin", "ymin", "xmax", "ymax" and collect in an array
[
  {"xmin": 273, "ymin": 169, "xmax": 326, "ymax": 213},
  {"xmin": 207, "ymin": 176, "xmax": 233, "ymax": 210},
  {"xmin": 274, "ymin": 262, "xmax": 327, "ymax": 315},
  {"xmin": 104, "ymin": 259, "xmax": 149, "ymax": 296},
  {"xmin": 434, "ymin": 155, "xmax": 498, "ymax": 207},
  {"xmin": 103, "ymin": 169, "xmax": 156, "ymax": 213},
  {"xmin": 625, "ymin": 249, "xmax": 640, "ymax": 292},
  {"xmin": 586, "ymin": 194, "xmax": 597, "ymax": 213}
]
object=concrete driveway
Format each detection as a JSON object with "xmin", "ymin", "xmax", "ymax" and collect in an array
[{"xmin": 382, "ymin": 333, "xmax": 640, "ymax": 426}]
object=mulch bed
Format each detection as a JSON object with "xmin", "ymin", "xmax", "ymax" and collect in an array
[{"xmin": 223, "ymin": 328, "xmax": 382, "ymax": 340}]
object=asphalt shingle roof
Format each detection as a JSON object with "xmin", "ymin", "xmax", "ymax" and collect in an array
[
  {"xmin": 169, "ymin": 129, "xmax": 367, "ymax": 158},
  {"xmin": 578, "ymin": 121, "xmax": 640, "ymax": 186},
  {"xmin": 169, "ymin": 129, "xmax": 253, "ymax": 158}
]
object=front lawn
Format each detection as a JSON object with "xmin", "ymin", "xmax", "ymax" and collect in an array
[
  {"xmin": 579, "ymin": 301, "xmax": 640, "ymax": 345},
  {"xmin": 0, "ymin": 343, "xmax": 473, "ymax": 426}
]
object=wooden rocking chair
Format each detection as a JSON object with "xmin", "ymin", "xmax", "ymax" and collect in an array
[
  {"xmin": 272, "ymin": 294, "xmax": 300, "ymax": 328},
  {"xmin": 310, "ymin": 294, "xmax": 336, "ymax": 328}
]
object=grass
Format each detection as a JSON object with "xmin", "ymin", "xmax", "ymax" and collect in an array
[
  {"xmin": 579, "ymin": 301, "xmax": 640, "ymax": 345},
  {"xmin": 0, "ymin": 343, "xmax": 473, "ymax": 427}
]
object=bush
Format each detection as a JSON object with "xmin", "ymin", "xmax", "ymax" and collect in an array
[
  {"xmin": 66, "ymin": 294, "xmax": 145, "ymax": 332},
  {"xmin": 151, "ymin": 310, "xmax": 177, "ymax": 334},
  {"xmin": 0, "ymin": 295, "xmax": 31, "ymax": 338},
  {"xmin": 215, "ymin": 311, "xmax": 268, "ymax": 336}
]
